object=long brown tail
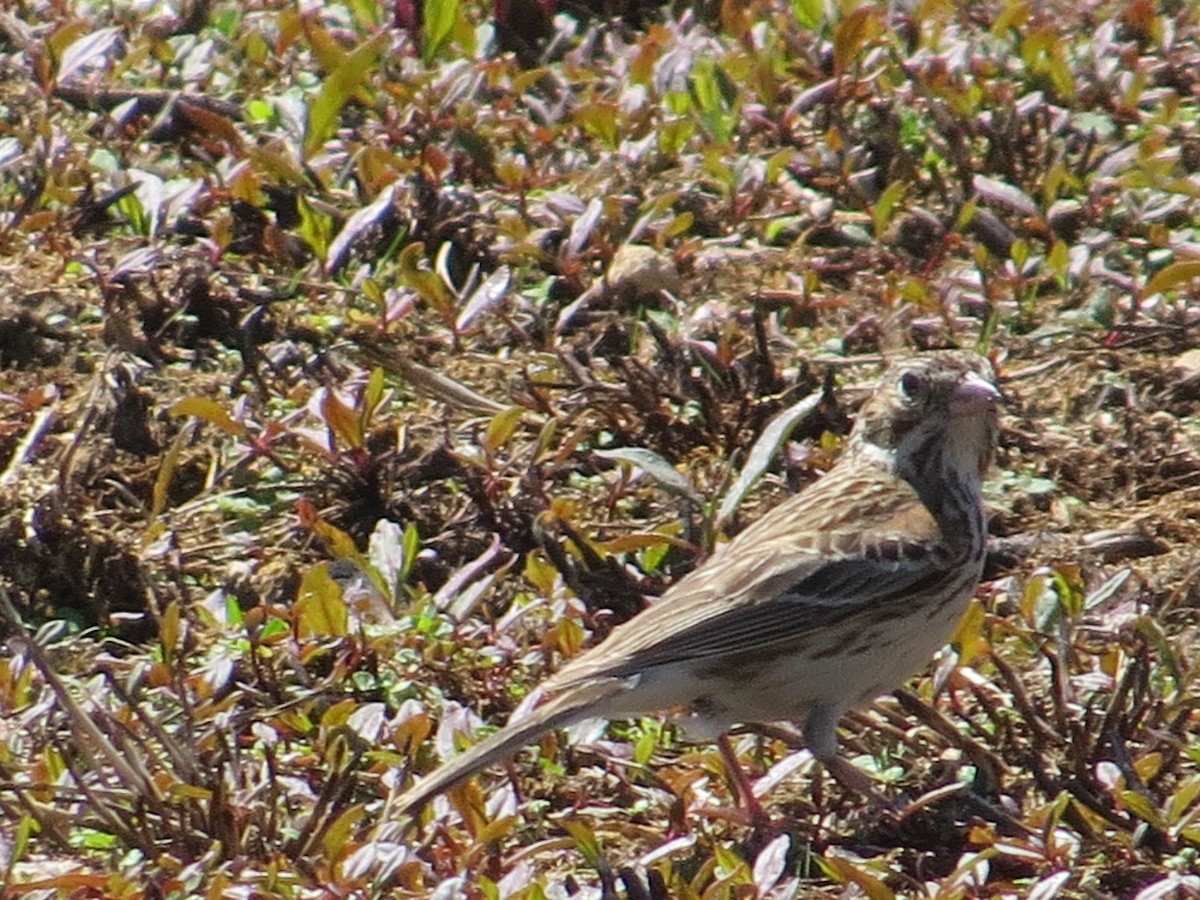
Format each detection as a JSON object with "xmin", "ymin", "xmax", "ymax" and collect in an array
[{"xmin": 392, "ymin": 679, "xmax": 627, "ymax": 819}]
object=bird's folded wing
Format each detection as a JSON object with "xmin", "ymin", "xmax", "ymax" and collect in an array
[{"xmin": 548, "ymin": 478, "xmax": 953, "ymax": 688}]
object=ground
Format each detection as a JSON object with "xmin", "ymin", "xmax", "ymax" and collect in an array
[{"xmin": 1, "ymin": 0, "xmax": 1199, "ymax": 897}]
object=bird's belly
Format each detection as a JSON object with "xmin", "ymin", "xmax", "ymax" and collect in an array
[
  {"xmin": 745, "ymin": 598, "xmax": 968, "ymax": 716},
  {"xmin": 610, "ymin": 588, "xmax": 973, "ymax": 734}
]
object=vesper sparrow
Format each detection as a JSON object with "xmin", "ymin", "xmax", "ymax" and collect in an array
[{"xmin": 393, "ymin": 350, "xmax": 1001, "ymax": 818}]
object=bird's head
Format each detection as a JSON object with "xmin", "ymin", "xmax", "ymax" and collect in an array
[{"xmin": 850, "ymin": 351, "xmax": 1001, "ymax": 491}]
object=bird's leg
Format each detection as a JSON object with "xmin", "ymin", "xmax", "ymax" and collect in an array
[
  {"xmin": 717, "ymin": 734, "xmax": 772, "ymax": 827},
  {"xmin": 818, "ymin": 753, "xmax": 892, "ymax": 801},
  {"xmin": 751, "ymin": 721, "xmax": 890, "ymax": 804},
  {"xmin": 802, "ymin": 706, "xmax": 895, "ymax": 808}
]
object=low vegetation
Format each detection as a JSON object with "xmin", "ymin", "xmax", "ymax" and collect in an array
[{"xmin": 1, "ymin": 0, "xmax": 1198, "ymax": 895}]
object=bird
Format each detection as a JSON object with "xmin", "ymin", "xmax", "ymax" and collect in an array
[{"xmin": 393, "ymin": 349, "xmax": 1002, "ymax": 821}]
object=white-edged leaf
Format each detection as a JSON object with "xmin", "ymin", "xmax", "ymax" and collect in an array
[
  {"xmin": 132, "ymin": 170, "xmax": 165, "ymax": 236},
  {"xmin": 594, "ymin": 447, "xmax": 700, "ymax": 503},
  {"xmin": 1083, "ymin": 568, "xmax": 1131, "ymax": 611},
  {"xmin": 973, "ymin": 174, "xmax": 1038, "ymax": 217},
  {"xmin": 347, "ymin": 703, "xmax": 386, "ymax": 743},
  {"xmin": 325, "ymin": 183, "xmax": 397, "ymax": 274},
  {"xmin": 434, "ymin": 702, "xmax": 483, "ymax": 762},
  {"xmin": 434, "ymin": 533, "xmax": 506, "ymax": 615},
  {"xmin": 456, "ymin": 266, "xmax": 512, "ymax": 332},
  {"xmin": 58, "ymin": 27, "xmax": 123, "ymax": 84},
  {"xmin": 753, "ymin": 833, "xmax": 791, "ymax": 894},
  {"xmin": 567, "ymin": 197, "xmax": 603, "ymax": 257},
  {"xmin": 716, "ymin": 391, "xmax": 822, "ymax": 529},
  {"xmin": 367, "ymin": 519, "xmax": 406, "ymax": 601},
  {"xmin": 0, "ymin": 137, "xmax": 23, "ymax": 171},
  {"xmin": 111, "ymin": 246, "xmax": 161, "ymax": 280},
  {"xmin": 1026, "ymin": 871, "xmax": 1071, "ymax": 900},
  {"xmin": 342, "ymin": 841, "xmax": 410, "ymax": 882}
]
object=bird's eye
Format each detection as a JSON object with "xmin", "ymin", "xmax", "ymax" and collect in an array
[{"xmin": 899, "ymin": 371, "xmax": 923, "ymax": 401}]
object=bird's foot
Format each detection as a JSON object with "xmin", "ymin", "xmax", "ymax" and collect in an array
[
  {"xmin": 820, "ymin": 755, "xmax": 898, "ymax": 812},
  {"xmin": 695, "ymin": 801, "xmax": 775, "ymax": 830}
]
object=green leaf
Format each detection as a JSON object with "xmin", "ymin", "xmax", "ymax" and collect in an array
[
  {"xmin": 1119, "ymin": 789, "xmax": 1166, "ymax": 829},
  {"xmin": 561, "ymin": 819, "xmax": 602, "ymax": 868},
  {"xmin": 1047, "ymin": 239, "xmax": 1070, "ymax": 286},
  {"xmin": 832, "ymin": 6, "xmax": 881, "ymax": 76},
  {"xmin": 361, "ymin": 367, "xmax": 386, "ymax": 430},
  {"xmin": 663, "ymin": 211, "xmax": 693, "ymax": 239},
  {"xmin": 524, "ymin": 552, "xmax": 558, "ymax": 596},
  {"xmin": 633, "ymin": 722, "xmax": 659, "ymax": 766},
  {"xmin": 712, "ymin": 842, "xmax": 749, "ymax": 881},
  {"xmin": 1144, "ymin": 261, "xmax": 1200, "ymax": 297},
  {"xmin": 991, "ymin": 0, "xmax": 1030, "ymax": 37},
  {"xmin": 765, "ymin": 148, "xmax": 795, "ymax": 183},
  {"xmin": 483, "ymin": 406, "xmax": 525, "ymax": 454},
  {"xmin": 297, "ymin": 498, "xmax": 365, "ymax": 565},
  {"xmin": 296, "ymin": 195, "xmax": 334, "ymax": 260},
  {"xmin": 657, "ymin": 116, "xmax": 694, "ymax": 158},
  {"xmin": 422, "ymin": 0, "xmax": 458, "ymax": 64},
  {"xmin": 688, "ymin": 59, "xmax": 738, "ymax": 144},
  {"xmin": 73, "ymin": 829, "xmax": 120, "ymax": 850},
  {"xmin": 1168, "ymin": 775, "xmax": 1200, "ymax": 825},
  {"xmin": 871, "ymin": 180, "xmax": 906, "ymax": 238},
  {"xmin": 765, "ymin": 215, "xmax": 802, "ymax": 243},
  {"xmin": 955, "ymin": 196, "xmax": 980, "ymax": 233},
  {"xmin": 638, "ymin": 534, "xmax": 672, "ymax": 575},
  {"xmin": 260, "ymin": 617, "xmax": 289, "ymax": 639},
  {"xmin": 170, "ymin": 397, "xmax": 246, "ymax": 437},
  {"xmin": 791, "ymin": 0, "xmax": 825, "ymax": 30},
  {"xmin": 320, "ymin": 389, "xmax": 363, "ymax": 450},
  {"xmin": 159, "ymin": 602, "xmax": 181, "ymax": 668},
  {"xmin": 322, "ymin": 804, "xmax": 366, "ymax": 857},
  {"xmin": 295, "ymin": 563, "xmax": 349, "ymax": 637},
  {"xmin": 397, "ymin": 242, "xmax": 453, "ymax": 316},
  {"xmin": 116, "ymin": 190, "xmax": 149, "ymax": 236},
  {"xmin": 818, "ymin": 854, "xmax": 896, "ymax": 900},
  {"xmin": 225, "ymin": 593, "xmax": 244, "ymax": 626},
  {"xmin": 150, "ymin": 425, "xmax": 188, "ymax": 524},
  {"xmin": 304, "ymin": 31, "xmax": 387, "ymax": 158},
  {"xmin": 401, "ymin": 522, "xmax": 421, "ymax": 581},
  {"xmin": 13, "ymin": 815, "xmax": 37, "ymax": 863},
  {"xmin": 1010, "ymin": 238, "xmax": 1029, "ymax": 269},
  {"xmin": 345, "ymin": 0, "xmax": 381, "ymax": 30},
  {"xmin": 575, "ymin": 101, "xmax": 620, "ymax": 150}
]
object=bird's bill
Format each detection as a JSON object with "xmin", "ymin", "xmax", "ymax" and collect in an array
[{"xmin": 949, "ymin": 372, "xmax": 1001, "ymax": 417}]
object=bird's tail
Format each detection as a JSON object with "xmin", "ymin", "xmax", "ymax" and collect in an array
[{"xmin": 391, "ymin": 678, "xmax": 627, "ymax": 820}]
